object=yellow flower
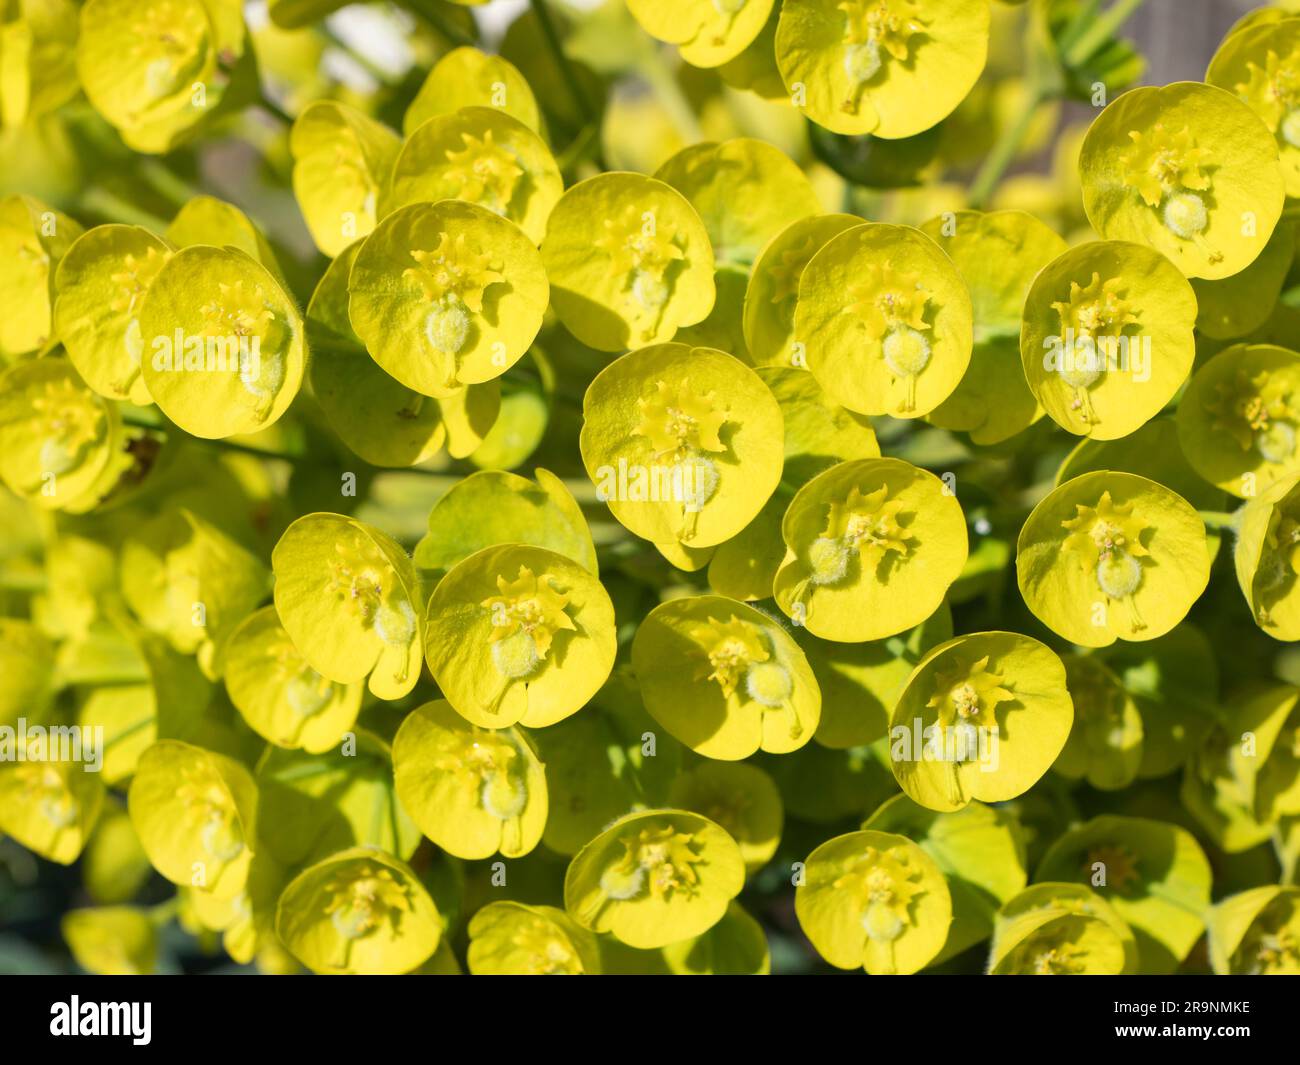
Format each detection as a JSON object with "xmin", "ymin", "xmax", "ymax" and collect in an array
[
  {"xmin": 443, "ymin": 128, "xmax": 524, "ymax": 213},
  {"xmin": 1207, "ymin": 367, "xmax": 1296, "ymax": 458},
  {"xmin": 404, "ymin": 231, "xmax": 504, "ymax": 317},
  {"xmin": 480, "ymin": 564, "xmax": 577, "ymax": 667},
  {"xmin": 634, "ymin": 379, "xmax": 728, "ymax": 462},
  {"xmin": 1236, "ymin": 48, "xmax": 1300, "ymax": 142},
  {"xmin": 692, "ymin": 615, "xmax": 773, "ymax": 698},
  {"xmin": 596, "ymin": 202, "xmax": 687, "ymax": 325},
  {"xmin": 821, "ymin": 483, "xmax": 913, "ymax": 575},
  {"xmin": 1120, "ymin": 124, "xmax": 1214, "ymax": 210},
  {"xmin": 925, "ymin": 655, "xmax": 1013, "ymax": 734},
  {"xmin": 837, "ymin": 0, "xmax": 928, "ymax": 114},
  {"xmin": 600, "ymin": 823, "xmax": 705, "ymax": 903}
]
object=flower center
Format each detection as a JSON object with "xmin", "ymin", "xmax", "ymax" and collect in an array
[
  {"xmin": 17, "ymin": 765, "xmax": 80, "ymax": 829},
  {"xmin": 599, "ymin": 825, "xmax": 704, "ymax": 902},
  {"xmin": 444, "ymin": 130, "xmax": 524, "ymax": 215},
  {"xmin": 1208, "ymin": 367, "xmax": 1298, "ymax": 460},
  {"xmin": 482, "ymin": 565, "xmax": 575, "ymax": 680},
  {"xmin": 1233, "ymin": 896, "xmax": 1300, "ymax": 974},
  {"xmin": 834, "ymin": 846, "xmax": 923, "ymax": 944},
  {"xmin": 324, "ymin": 865, "xmax": 413, "ymax": 942},
  {"xmin": 844, "ymin": 261, "xmax": 932, "ymax": 410},
  {"xmin": 813, "ymin": 483, "xmax": 913, "ymax": 583},
  {"xmin": 1085, "ymin": 843, "xmax": 1141, "ymax": 894},
  {"xmin": 635, "ymin": 379, "xmax": 728, "ymax": 462},
  {"xmin": 926, "ymin": 655, "xmax": 1012, "ymax": 741},
  {"xmin": 1062, "ymin": 491, "xmax": 1151, "ymax": 609},
  {"xmin": 404, "ymin": 233, "xmax": 503, "ymax": 373},
  {"xmin": 837, "ymin": 0, "xmax": 926, "ymax": 109},
  {"xmin": 1120, "ymin": 123, "xmax": 1221, "ymax": 260},
  {"xmin": 177, "ymin": 767, "xmax": 244, "ymax": 865},
  {"xmin": 512, "ymin": 917, "xmax": 584, "ymax": 974},
  {"xmin": 29, "ymin": 378, "xmax": 106, "ymax": 480},
  {"xmin": 597, "ymin": 205, "xmax": 686, "ymax": 318},
  {"xmin": 1236, "ymin": 48, "xmax": 1300, "ymax": 146},
  {"xmin": 438, "ymin": 732, "xmax": 531, "ymax": 820}
]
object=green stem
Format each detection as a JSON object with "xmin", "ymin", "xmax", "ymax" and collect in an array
[
  {"xmin": 78, "ymin": 188, "xmax": 170, "ymax": 231},
  {"xmin": 138, "ymin": 160, "xmax": 200, "ymax": 209},
  {"xmin": 148, "ymin": 898, "xmax": 182, "ymax": 926},
  {"xmin": 257, "ymin": 91, "xmax": 296, "ymax": 127},
  {"xmin": 555, "ymin": 121, "xmax": 602, "ymax": 171},
  {"xmin": 405, "ymin": 0, "xmax": 476, "ymax": 47},
  {"xmin": 1065, "ymin": 0, "xmax": 1146, "ymax": 68},
  {"xmin": 316, "ymin": 25, "xmax": 397, "ymax": 85},
  {"xmin": 967, "ymin": 87, "xmax": 1048, "ymax": 209},
  {"xmin": 531, "ymin": 0, "xmax": 594, "ymax": 125},
  {"xmin": 1198, "ymin": 509, "xmax": 1240, "ymax": 532},
  {"xmin": 120, "ymin": 410, "xmax": 300, "ymax": 465}
]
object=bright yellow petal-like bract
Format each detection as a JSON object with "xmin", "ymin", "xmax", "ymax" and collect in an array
[
  {"xmin": 290, "ymin": 100, "xmax": 400, "ymax": 258},
  {"xmin": 272, "ymin": 513, "xmax": 424, "ymax": 700},
  {"xmin": 919, "ymin": 209, "xmax": 1065, "ymax": 444},
  {"xmin": 1176, "ymin": 343, "xmax": 1300, "ymax": 499},
  {"xmin": 632, "ymin": 594, "xmax": 821, "ymax": 759},
  {"xmin": 127, "ymin": 739, "xmax": 256, "ymax": 898},
  {"xmin": 0, "ymin": 356, "xmax": 122, "ymax": 512},
  {"xmin": 654, "ymin": 138, "xmax": 822, "ymax": 268},
  {"xmin": 889, "ymin": 631, "xmax": 1073, "ymax": 812},
  {"xmin": 53, "ymin": 224, "xmax": 170, "ymax": 404},
  {"xmin": 1207, "ymin": 886, "xmax": 1300, "ymax": 975},
  {"xmin": 629, "ymin": 0, "xmax": 775, "ymax": 68},
  {"xmin": 796, "ymin": 222, "xmax": 973, "ymax": 418},
  {"xmin": 388, "ymin": 107, "xmax": 562, "ymax": 245},
  {"xmin": 275, "ymin": 846, "xmax": 443, "ymax": 975},
  {"xmin": 989, "ymin": 883, "xmax": 1134, "ymax": 975},
  {"xmin": 541, "ymin": 172, "xmax": 715, "ymax": 351},
  {"xmin": 138, "ymin": 245, "xmax": 306, "ymax": 438},
  {"xmin": 744, "ymin": 213, "xmax": 862, "ymax": 368},
  {"xmin": 76, "ymin": 0, "xmax": 255, "ymax": 153},
  {"xmin": 776, "ymin": 0, "xmax": 990, "ymax": 138},
  {"xmin": 564, "ymin": 808, "xmax": 745, "ymax": 949},
  {"xmin": 424, "ymin": 544, "xmax": 616, "ymax": 728},
  {"xmin": 0, "ymin": 193, "xmax": 82, "ymax": 359},
  {"xmin": 1207, "ymin": 16, "xmax": 1300, "ymax": 199},
  {"xmin": 223, "ymin": 606, "xmax": 362, "ymax": 753},
  {"xmin": 467, "ymin": 901, "xmax": 601, "ymax": 974},
  {"xmin": 0, "ymin": 738, "xmax": 104, "ymax": 864},
  {"xmin": 1234, "ymin": 473, "xmax": 1300, "ymax": 640},
  {"xmin": 1079, "ymin": 82, "xmax": 1285, "ymax": 280},
  {"xmin": 392, "ymin": 699, "xmax": 547, "ymax": 859},
  {"xmin": 348, "ymin": 200, "xmax": 548, "ymax": 398},
  {"xmin": 1020, "ymin": 240, "xmax": 1197, "ymax": 440},
  {"xmin": 796, "ymin": 829, "xmax": 952, "ymax": 973},
  {"xmin": 1017, "ymin": 471, "xmax": 1211, "ymax": 647},
  {"xmin": 404, "ymin": 47, "xmax": 541, "ymax": 135},
  {"xmin": 773, "ymin": 457, "xmax": 968, "ymax": 641},
  {"xmin": 580, "ymin": 342, "xmax": 784, "ymax": 549}
]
